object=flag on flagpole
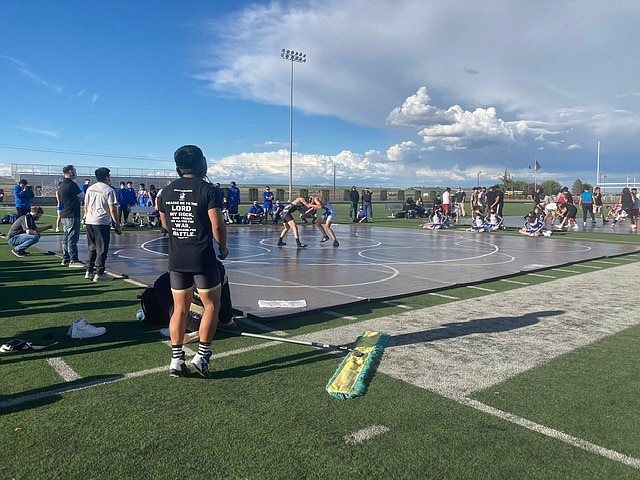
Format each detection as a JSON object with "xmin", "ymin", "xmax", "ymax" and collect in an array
[{"xmin": 534, "ymin": 160, "xmax": 541, "ymax": 172}]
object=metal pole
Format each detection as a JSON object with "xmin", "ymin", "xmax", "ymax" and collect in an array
[
  {"xmin": 288, "ymin": 58, "xmax": 294, "ymax": 201},
  {"xmin": 333, "ymin": 164, "xmax": 336, "ymax": 200},
  {"xmin": 596, "ymin": 141, "xmax": 600, "ymax": 187},
  {"xmin": 280, "ymin": 49, "xmax": 307, "ymax": 202}
]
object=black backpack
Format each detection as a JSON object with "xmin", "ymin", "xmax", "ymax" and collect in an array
[
  {"xmin": 138, "ymin": 272, "xmax": 173, "ymax": 326},
  {"xmin": 138, "ymin": 262, "xmax": 233, "ymax": 328}
]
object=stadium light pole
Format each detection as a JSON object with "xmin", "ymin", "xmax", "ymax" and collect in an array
[
  {"xmin": 280, "ymin": 49, "xmax": 307, "ymax": 201},
  {"xmin": 476, "ymin": 171, "xmax": 482, "ymax": 186}
]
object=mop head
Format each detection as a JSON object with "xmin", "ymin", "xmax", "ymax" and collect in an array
[{"xmin": 325, "ymin": 331, "xmax": 389, "ymax": 400}]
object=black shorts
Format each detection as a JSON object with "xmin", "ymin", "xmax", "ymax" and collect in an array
[{"xmin": 170, "ymin": 270, "xmax": 221, "ymax": 293}]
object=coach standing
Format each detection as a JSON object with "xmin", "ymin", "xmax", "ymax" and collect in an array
[
  {"xmin": 58, "ymin": 165, "xmax": 84, "ymax": 268},
  {"xmin": 84, "ymin": 167, "xmax": 121, "ymax": 282},
  {"xmin": 158, "ymin": 145, "xmax": 228, "ymax": 378},
  {"xmin": 349, "ymin": 186, "xmax": 359, "ymax": 221}
]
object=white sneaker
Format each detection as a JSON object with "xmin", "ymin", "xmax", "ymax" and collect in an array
[
  {"xmin": 67, "ymin": 318, "xmax": 106, "ymax": 339},
  {"xmin": 170, "ymin": 353, "xmax": 189, "ymax": 377},
  {"xmin": 191, "ymin": 352, "xmax": 212, "ymax": 377},
  {"xmin": 542, "ymin": 230, "xmax": 552, "ymax": 236},
  {"xmin": 84, "ymin": 271, "xmax": 93, "ymax": 279},
  {"xmin": 93, "ymin": 273, "xmax": 112, "ymax": 282},
  {"xmin": 572, "ymin": 224, "xmax": 579, "ymax": 230},
  {"xmin": 68, "ymin": 261, "xmax": 84, "ymax": 268}
]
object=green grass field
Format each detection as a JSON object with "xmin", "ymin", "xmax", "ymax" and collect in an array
[{"xmin": 1, "ymin": 204, "xmax": 640, "ymax": 479}]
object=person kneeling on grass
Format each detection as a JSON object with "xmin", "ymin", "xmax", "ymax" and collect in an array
[
  {"xmin": 246, "ymin": 201, "xmax": 265, "ymax": 223},
  {"xmin": 6, "ymin": 206, "xmax": 52, "ymax": 257}
]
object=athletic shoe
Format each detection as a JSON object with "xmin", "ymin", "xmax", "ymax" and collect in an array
[
  {"xmin": 93, "ymin": 273, "xmax": 112, "ymax": 282},
  {"xmin": 170, "ymin": 352, "xmax": 190, "ymax": 377},
  {"xmin": 592, "ymin": 220, "xmax": 597, "ymax": 224},
  {"xmin": 191, "ymin": 352, "xmax": 212, "ymax": 377},
  {"xmin": 61, "ymin": 259, "xmax": 70, "ymax": 266},
  {"xmin": 68, "ymin": 318, "xmax": 106, "ymax": 339},
  {"xmin": 603, "ymin": 219, "xmax": 609, "ymax": 223},
  {"xmin": 572, "ymin": 225, "xmax": 579, "ymax": 230},
  {"xmin": 296, "ymin": 242, "xmax": 307, "ymax": 248},
  {"xmin": 333, "ymin": 240, "xmax": 340, "ymax": 247},
  {"xmin": 632, "ymin": 225, "xmax": 638, "ymax": 230},
  {"xmin": 583, "ymin": 222, "xmax": 586, "ymax": 227},
  {"xmin": 68, "ymin": 261, "xmax": 84, "ymax": 268},
  {"xmin": 277, "ymin": 239, "xmax": 286, "ymax": 246},
  {"xmin": 55, "ymin": 227, "xmax": 59, "ymax": 232},
  {"xmin": 12, "ymin": 249, "xmax": 27, "ymax": 257},
  {"xmin": 320, "ymin": 236, "xmax": 330, "ymax": 242},
  {"xmin": 542, "ymin": 231, "xmax": 552, "ymax": 237},
  {"xmin": 84, "ymin": 271, "xmax": 93, "ymax": 279}
]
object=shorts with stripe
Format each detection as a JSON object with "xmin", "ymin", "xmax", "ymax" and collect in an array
[{"xmin": 170, "ymin": 270, "xmax": 221, "ymax": 293}]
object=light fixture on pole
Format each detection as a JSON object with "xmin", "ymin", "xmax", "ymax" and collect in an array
[
  {"xmin": 476, "ymin": 171, "xmax": 482, "ymax": 186},
  {"xmin": 280, "ymin": 49, "xmax": 307, "ymax": 201}
]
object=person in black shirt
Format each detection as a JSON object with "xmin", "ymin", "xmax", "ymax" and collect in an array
[
  {"xmin": 57, "ymin": 165, "xmax": 84, "ymax": 267},
  {"xmin": 7, "ymin": 206, "xmax": 52, "ymax": 256},
  {"xmin": 492, "ymin": 185, "xmax": 505, "ymax": 217},
  {"xmin": 158, "ymin": 145, "xmax": 228, "ymax": 378},
  {"xmin": 362, "ymin": 187, "xmax": 373, "ymax": 221},
  {"xmin": 348, "ymin": 186, "xmax": 359, "ymax": 221}
]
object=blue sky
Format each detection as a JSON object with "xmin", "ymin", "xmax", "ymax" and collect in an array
[{"xmin": 1, "ymin": 0, "xmax": 639, "ymax": 189}]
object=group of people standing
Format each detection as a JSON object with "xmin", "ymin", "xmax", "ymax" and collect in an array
[
  {"xmin": 348, "ymin": 186, "xmax": 374, "ymax": 222},
  {"xmin": 532, "ymin": 185, "xmax": 639, "ymax": 231}
]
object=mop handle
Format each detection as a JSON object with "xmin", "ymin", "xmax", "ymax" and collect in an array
[{"xmin": 218, "ymin": 327, "xmax": 356, "ymax": 353}]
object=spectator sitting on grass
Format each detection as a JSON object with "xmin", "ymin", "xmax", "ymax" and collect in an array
[{"xmin": 357, "ymin": 204, "xmax": 368, "ymax": 223}]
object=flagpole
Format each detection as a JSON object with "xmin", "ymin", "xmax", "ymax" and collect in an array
[
  {"xmin": 534, "ymin": 157, "xmax": 537, "ymax": 192},
  {"xmin": 596, "ymin": 141, "xmax": 600, "ymax": 187}
]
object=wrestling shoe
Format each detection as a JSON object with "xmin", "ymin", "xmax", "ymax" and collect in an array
[
  {"xmin": 320, "ymin": 236, "xmax": 330, "ymax": 242},
  {"xmin": 333, "ymin": 240, "xmax": 339, "ymax": 247},
  {"xmin": 170, "ymin": 352, "xmax": 190, "ymax": 377},
  {"xmin": 296, "ymin": 240, "xmax": 307, "ymax": 248},
  {"xmin": 277, "ymin": 239, "xmax": 286, "ymax": 246},
  {"xmin": 191, "ymin": 351, "xmax": 212, "ymax": 377}
]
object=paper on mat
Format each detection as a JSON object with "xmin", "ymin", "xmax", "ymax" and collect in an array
[{"xmin": 258, "ymin": 300, "xmax": 307, "ymax": 308}]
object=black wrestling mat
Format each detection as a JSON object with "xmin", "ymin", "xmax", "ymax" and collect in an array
[{"xmin": 36, "ymin": 224, "xmax": 640, "ymax": 319}]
